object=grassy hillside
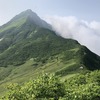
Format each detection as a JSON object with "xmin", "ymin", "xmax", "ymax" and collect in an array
[
  {"xmin": 1, "ymin": 70, "xmax": 100, "ymax": 99},
  {"xmin": 0, "ymin": 45, "xmax": 100, "ymax": 96},
  {"xmin": 0, "ymin": 10, "xmax": 100, "ymax": 97}
]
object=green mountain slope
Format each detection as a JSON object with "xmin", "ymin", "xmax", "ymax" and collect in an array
[
  {"xmin": 0, "ymin": 10, "xmax": 100, "ymax": 95},
  {"xmin": 0, "ymin": 9, "xmax": 100, "ymax": 72},
  {"xmin": 0, "ymin": 9, "xmax": 51, "ymax": 33}
]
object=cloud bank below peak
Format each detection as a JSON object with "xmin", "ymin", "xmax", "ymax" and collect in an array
[{"xmin": 43, "ymin": 15, "xmax": 100, "ymax": 56}]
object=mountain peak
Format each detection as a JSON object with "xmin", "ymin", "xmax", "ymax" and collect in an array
[
  {"xmin": 11, "ymin": 9, "xmax": 38, "ymax": 22},
  {"xmin": 0, "ymin": 9, "xmax": 51, "ymax": 31},
  {"xmin": 9, "ymin": 9, "xmax": 51, "ymax": 29},
  {"xmin": 24, "ymin": 9, "xmax": 33, "ymax": 12},
  {"xmin": 19, "ymin": 9, "xmax": 37, "ymax": 17},
  {"xmin": 23, "ymin": 9, "xmax": 35, "ymax": 15}
]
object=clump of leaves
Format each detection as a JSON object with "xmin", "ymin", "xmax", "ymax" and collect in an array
[{"xmin": 2, "ymin": 73, "xmax": 65, "ymax": 100}]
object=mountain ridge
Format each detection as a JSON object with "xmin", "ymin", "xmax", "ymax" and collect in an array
[
  {"xmin": 0, "ymin": 9, "xmax": 51, "ymax": 33},
  {"xmin": 0, "ymin": 10, "xmax": 100, "ymax": 96},
  {"xmin": 0, "ymin": 10, "xmax": 100, "ymax": 69},
  {"xmin": 0, "ymin": 9, "xmax": 100, "ymax": 83}
]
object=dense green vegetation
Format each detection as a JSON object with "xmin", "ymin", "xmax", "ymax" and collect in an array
[
  {"xmin": 0, "ymin": 9, "xmax": 100, "ymax": 70},
  {"xmin": 64, "ymin": 70, "xmax": 100, "ymax": 100},
  {"xmin": 0, "ymin": 9, "xmax": 100, "ymax": 99},
  {"xmin": 0, "ymin": 27, "xmax": 80, "ymax": 67},
  {"xmin": 1, "ymin": 70, "xmax": 100, "ymax": 100}
]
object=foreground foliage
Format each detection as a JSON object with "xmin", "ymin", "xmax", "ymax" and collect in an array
[
  {"xmin": 2, "ymin": 73, "xmax": 65, "ymax": 100},
  {"xmin": 64, "ymin": 70, "xmax": 100, "ymax": 100},
  {"xmin": 1, "ymin": 70, "xmax": 100, "ymax": 100}
]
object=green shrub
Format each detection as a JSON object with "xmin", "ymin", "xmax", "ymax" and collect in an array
[{"xmin": 2, "ymin": 73, "xmax": 65, "ymax": 100}]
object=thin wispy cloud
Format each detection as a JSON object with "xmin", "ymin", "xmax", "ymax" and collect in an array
[{"xmin": 44, "ymin": 15, "xmax": 100, "ymax": 55}]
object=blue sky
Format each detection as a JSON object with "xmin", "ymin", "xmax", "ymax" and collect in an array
[{"xmin": 0, "ymin": 0, "xmax": 100, "ymax": 25}]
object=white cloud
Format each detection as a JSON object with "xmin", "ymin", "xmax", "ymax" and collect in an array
[{"xmin": 43, "ymin": 15, "xmax": 100, "ymax": 55}]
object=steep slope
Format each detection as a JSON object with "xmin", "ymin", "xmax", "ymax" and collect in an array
[
  {"xmin": 0, "ymin": 9, "xmax": 51, "ymax": 53},
  {"xmin": 0, "ymin": 10, "xmax": 100, "ymax": 96},
  {"xmin": 0, "ymin": 9, "xmax": 100, "ymax": 78},
  {"xmin": 0, "ymin": 9, "xmax": 51, "ymax": 32}
]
